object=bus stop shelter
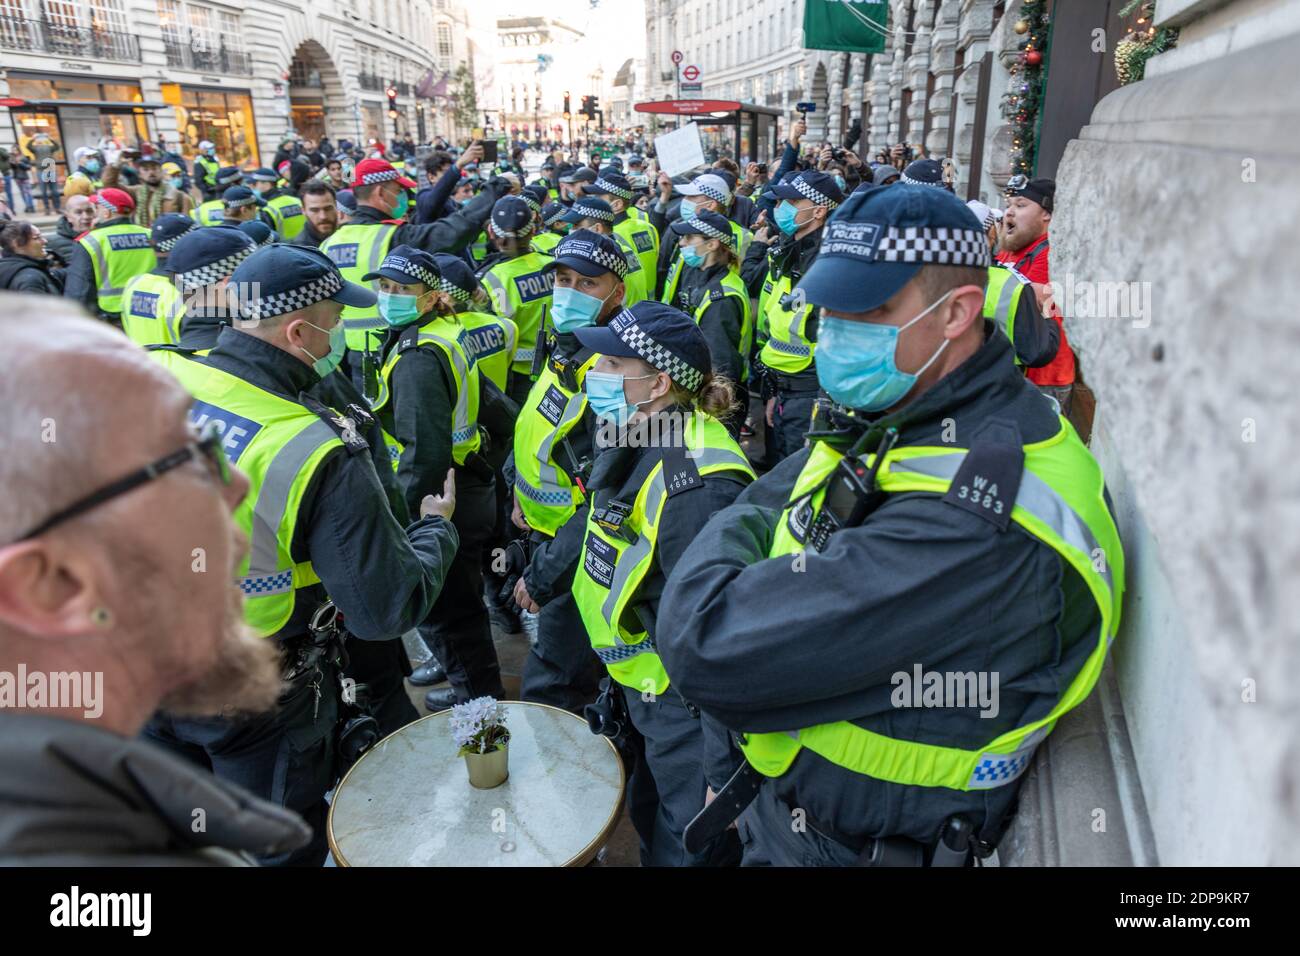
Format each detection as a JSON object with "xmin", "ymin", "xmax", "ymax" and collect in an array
[{"xmin": 633, "ymin": 99, "xmax": 780, "ymax": 167}]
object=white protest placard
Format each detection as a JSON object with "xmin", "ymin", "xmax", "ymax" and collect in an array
[{"xmin": 654, "ymin": 122, "xmax": 706, "ymax": 178}]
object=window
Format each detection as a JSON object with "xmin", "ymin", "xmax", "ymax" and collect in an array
[
  {"xmin": 219, "ymin": 10, "xmax": 241, "ymax": 53},
  {"xmin": 156, "ymin": 0, "xmax": 182, "ymax": 42},
  {"xmin": 437, "ymin": 23, "xmax": 451, "ymax": 62}
]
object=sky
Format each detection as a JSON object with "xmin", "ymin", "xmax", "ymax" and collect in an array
[{"xmin": 493, "ymin": 0, "xmax": 648, "ymax": 76}]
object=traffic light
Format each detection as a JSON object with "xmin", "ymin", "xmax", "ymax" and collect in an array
[
  {"xmin": 580, "ymin": 95, "xmax": 593, "ymax": 118},
  {"xmin": 563, "ymin": 90, "xmax": 571, "ymax": 116},
  {"xmin": 386, "ymin": 83, "xmax": 398, "ymax": 118}
]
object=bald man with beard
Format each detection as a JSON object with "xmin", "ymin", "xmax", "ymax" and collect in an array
[{"xmin": 0, "ymin": 299, "xmax": 310, "ymax": 865}]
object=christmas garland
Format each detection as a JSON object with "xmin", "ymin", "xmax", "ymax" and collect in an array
[
  {"xmin": 999, "ymin": 0, "xmax": 1050, "ymax": 178},
  {"xmin": 1115, "ymin": 1, "xmax": 1179, "ymax": 85}
]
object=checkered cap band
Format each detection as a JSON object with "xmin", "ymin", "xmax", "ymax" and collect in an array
[
  {"xmin": 240, "ymin": 269, "xmax": 345, "ymax": 321},
  {"xmin": 225, "ymin": 194, "xmax": 259, "ymax": 208},
  {"xmin": 790, "ymin": 176, "xmax": 838, "ymax": 208},
  {"xmin": 438, "ymin": 278, "xmax": 473, "ymax": 303},
  {"xmin": 594, "ymin": 177, "xmax": 634, "ymax": 201},
  {"xmin": 610, "ymin": 311, "xmax": 705, "ymax": 392},
  {"xmin": 693, "ymin": 181, "xmax": 728, "ymax": 204},
  {"xmin": 542, "ymin": 207, "xmax": 568, "ymax": 226},
  {"xmin": 156, "ymin": 230, "xmax": 192, "ymax": 253},
  {"xmin": 571, "ymin": 201, "xmax": 615, "ymax": 223},
  {"xmin": 875, "ymin": 225, "xmax": 991, "ymax": 267},
  {"xmin": 489, "ymin": 221, "xmax": 529, "ymax": 239},
  {"xmin": 521, "ymin": 193, "xmax": 542, "ymax": 213},
  {"xmin": 217, "ymin": 172, "xmax": 242, "ymax": 185},
  {"xmin": 899, "ymin": 171, "xmax": 947, "ymax": 188},
  {"xmin": 175, "ymin": 243, "xmax": 256, "ymax": 289},
  {"xmin": 91, "ymin": 193, "xmax": 119, "ymax": 212},
  {"xmin": 379, "ymin": 253, "xmax": 439, "ymax": 288},
  {"xmin": 359, "ymin": 168, "xmax": 402, "ymax": 186},
  {"xmin": 335, "ymin": 202, "xmax": 351, "ymax": 217},
  {"xmin": 685, "ymin": 216, "xmax": 732, "ymax": 245},
  {"xmin": 555, "ymin": 237, "xmax": 629, "ymax": 278}
]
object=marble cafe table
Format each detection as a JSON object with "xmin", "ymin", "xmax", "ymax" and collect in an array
[{"xmin": 327, "ymin": 701, "xmax": 625, "ymax": 866}]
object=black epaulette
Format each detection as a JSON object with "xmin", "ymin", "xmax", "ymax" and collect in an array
[
  {"xmin": 300, "ymin": 393, "xmax": 371, "ymax": 455},
  {"xmin": 396, "ymin": 322, "xmax": 424, "ymax": 353},
  {"xmin": 660, "ymin": 444, "xmax": 704, "ymax": 497}
]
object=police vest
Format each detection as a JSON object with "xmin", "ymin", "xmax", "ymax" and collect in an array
[
  {"xmin": 694, "ymin": 269, "xmax": 752, "ymax": 382},
  {"xmin": 121, "ymin": 271, "xmax": 183, "ymax": 347},
  {"xmin": 513, "ymin": 347, "xmax": 598, "ymax": 536},
  {"xmin": 469, "ymin": 229, "xmax": 490, "ymax": 265},
  {"xmin": 319, "ymin": 222, "xmax": 398, "ymax": 355},
  {"xmin": 458, "ymin": 309, "xmax": 518, "ymax": 392},
  {"xmin": 266, "ymin": 193, "xmax": 306, "ymax": 241},
  {"xmin": 985, "ymin": 266, "xmax": 1029, "ymax": 368},
  {"xmin": 156, "ymin": 355, "xmax": 345, "ymax": 638},
  {"xmin": 574, "ymin": 414, "xmax": 754, "ymax": 694},
  {"xmin": 741, "ymin": 422, "xmax": 1124, "ymax": 791},
  {"xmin": 610, "ymin": 230, "xmax": 648, "ymax": 306},
  {"xmin": 371, "ymin": 315, "xmax": 482, "ymax": 467},
  {"xmin": 479, "ymin": 251, "xmax": 554, "ymax": 377},
  {"xmin": 613, "ymin": 215, "xmax": 659, "ymax": 281},
  {"xmin": 195, "ymin": 155, "xmax": 220, "ymax": 188},
  {"xmin": 530, "ymin": 231, "xmax": 562, "ymax": 255},
  {"xmin": 757, "ymin": 267, "xmax": 814, "ymax": 374},
  {"xmin": 192, "ymin": 199, "xmax": 225, "ymax": 227},
  {"xmin": 627, "ymin": 206, "xmax": 650, "ymax": 223},
  {"xmin": 77, "ymin": 223, "xmax": 157, "ymax": 316}
]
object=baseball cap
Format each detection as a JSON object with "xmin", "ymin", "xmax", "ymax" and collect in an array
[
  {"xmin": 432, "ymin": 253, "xmax": 479, "ymax": 303},
  {"xmin": 197, "ymin": 140, "xmax": 215, "ymax": 151},
  {"xmin": 798, "ymin": 184, "xmax": 990, "ymax": 314},
  {"xmin": 151, "ymin": 212, "xmax": 195, "ymax": 253},
  {"xmin": 361, "ymin": 244, "xmax": 442, "ymax": 288},
  {"xmin": 247, "ymin": 167, "xmax": 279, "ymax": 183},
  {"xmin": 676, "ymin": 173, "xmax": 731, "ymax": 205},
  {"xmin": 556, "ymin": 163, "xmax": 581, "ymax": 183},
  {"xmin": 521, "ymin": 183, "xmax": 549, "ymax": 214},
  {"xmin": 569, "ymin": 167, "xmax": 597, "ymax": 185},
  {"xmin": 1005, "ymin": 175, "xmax": 1054, "ymax": 212},
  {"xmin": 768, "ymin": 170, "xmax": 844, "ymax": 207},
  {"xmin": 350, "ymin": 157, "xmax": 417, "ymax": 190},
  {"xmin": 561, "ymin": 196, "xmax": 615, "ymax": 225},
  {"xmin": 574, "ymin": 301, "xmax": 711, "ymax": 393},
  {"xmin": 230, "ymin": 244, "xmax": 376, "ymax": 322},
  {"xmin": 168, "ymin": 227, "xmax": 257, "ymax": 289},
  {"xmin": 335, "ymin": 189, "xmax": 357, "ymax": 216},
  {"xmin": 237, "ymin": 220, "xmax": 276, "ymax": 248},
  {"xmin": 542, "ymin": 229, "xmax": 629, "ymax": 279},
  {"xmin": 872, "ymin": 165, "xmax": 901, "ymax": 186},
  {"xmin": 966, "ymin": 199, "xmax": 1003, "ymax": 230},
  {"xmin": 668, "ymin": 209, "xmax": 735, "ymax": 247},
  {"xmin": 899, "ymin": 158, "xmax": 947, "ymax": 189},
  {"xmin": 161, "ymin": 161, "xmax": 184, "ymax": 177},
  {"xmin": 490, "ymin": 196, "xmax": 534, "ymax": 237},
  {"xmin": 586, "ymin": 171, "xmax": 635, "ymax": 202},
  {"xmin": 91, "ymin": 187, "xmax": 134, "ymax": 215},
  {"xmin": 540, "ymin": 201, "xmax": 569, "ymax": 228},
  {"xmin": 215, "ymin": 166, "xmax": 243, "ymax": 186},
  {"xmin": 627, "ymin": 154, "xmax": 645, "ymax": 167}
]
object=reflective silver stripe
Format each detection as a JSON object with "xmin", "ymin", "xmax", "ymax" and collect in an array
[
  {"xmin": 504, "ymin": 317, "xmax": 518, "ymax": 360},
  {"xmin": 165, "ymin": 288, "xmax": 185, "ymax": 343},
  {"xmin": 82, "ymin": 236, "xmax": 123, "ymax": 298},
  {"xmin": 767, "ymin": 336, "xmax": 811, "ymax": 356},
  {"xmin": 481, "ymin": 271, "xmax": 514, "ymax": 318},
  {"xmin": 967, "ymin": 726, "xmax": 1049, "ymax": 790},
  {"xmin": 596, "ymin": 639, "xmax": 656, "ymax": 664},
  {"xmin": 992, "ymin": 273, "xmax": 1019, "ymax": 334},
  {"xmin": 514, "ymin": 472, "xmax": 572, "ymax": 506},
  {"xmin": 344, "ymin": 316, "xmax": 387, "ymax": 331},
  {"xmin": 245, "ymin": 420, "xmax": 340, "ymax": 579},
  {"xmin": 887, "ymin": 452, "xmax": 1114, "ymax": 596},
  {"xmin": 535, "ymin": 387, "xmax": 587, "ymax": 497},
  {"xmin": 513, "ymin": 346, "xmax": 535, "ymax": 363},
  {"xmin": 419, "ymin": 330, "xmax": 474, "ymax": 454}
]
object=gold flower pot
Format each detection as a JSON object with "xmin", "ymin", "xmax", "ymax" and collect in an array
[{"xmin": 464, "ymin": 743, "xmax": 509, "ymax": 789}]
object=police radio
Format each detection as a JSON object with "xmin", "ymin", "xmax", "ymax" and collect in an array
[{"xmin": 806, "ymin": 427, "xmax": 899, "ymax": 553}]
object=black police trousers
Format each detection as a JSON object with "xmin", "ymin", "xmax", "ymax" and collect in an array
[
  {"xmin": 770, "ymin": 388, "xmax": 818, "ymax": 463},
  {"xmin": 519, "ymin": 590, "xmax": 603, "ymax": 714},
  {"xmin": 419, "ymin": 473, "xmax": 505, "ymax": 703},
  {"xmin": 142, "ymin": 664, "xmax": 341, "ymax": 867},
  {"xmin": 343, "ymin": 637, "xmax": 418, "ymax": 737}
]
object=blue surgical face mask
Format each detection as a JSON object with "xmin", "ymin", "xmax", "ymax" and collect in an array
[
  {"xmin": 84, "ymin": 159, "xmax": 102, "ymax": 175},
  {"xmin": 377, "ymin": 290, "xmax": 425, "ymax": 328},
  {"xmin": 680, "ymin": 243, "xmax": 705, "ymax": 268},
  {"xmin": 774, "ymin": 200, "xmax": 803, "ymax": 236},
  {"xmin": 300, "ymin": 318, "xmax": 347, "ymax": 377},
  {"xmin": 679, "ymin": 198, "xmax": 697, "ymax": 220},
  {"xmin": 816, "ymin": 290, "xmax": 954, "ymax": 412},
  {"xmin": 169, "ymin": 176, "xmax": 185, "ymax": 190},
  {"xmin": 834, "ymin": 175, "xmax": 847, "ymax": 192},
  {"xmin": 551, "ymin": 284, "xmax": 613, "ymax": 333},
  {"xmin": 583, "ymin": 369, "xmax": 655, "ymax": 425}
]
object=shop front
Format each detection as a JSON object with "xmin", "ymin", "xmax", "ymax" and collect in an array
[
  {"xmin": 4, "ymin": 71, "xmax": 161, "ymax": 180},
  {"xmin": 633, "ymin": 99, "xmax": 779, "ymax": 166},
  {"xmin": 168, "ymin": 84, "xmax": 259, "ymax": 168}
]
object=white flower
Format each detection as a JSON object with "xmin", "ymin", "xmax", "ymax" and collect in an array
[{"xmin": 449, "ymin": 696, "xmax": 510, "ymax": 753}]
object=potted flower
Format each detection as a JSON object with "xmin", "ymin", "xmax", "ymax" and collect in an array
[{"xmin": 450, "ymin": 696, "xmax": 511, "ymax": 789}]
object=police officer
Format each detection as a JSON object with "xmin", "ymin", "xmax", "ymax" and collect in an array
[
  {"xmin": 478, "ymin": 195, "xmax": 557, "ymax": 406},
  {"xmin": 512, "ymin": 231, "xmax": 629, "ymax": 712},
  {"xmin": 320, "ymin": 158, "xmax": 508, "ymax": 403},
  {"xmin": 657, "ymin": 185, "xmax": 1124, "ymax": 867},
  {"xmin": 144, "ymin": 243, "xmax": 460, "ymax": 866},
  {"xmin": 219, "ymin": 185, "xmax": 275, "ymax": 230},
  {"xmin": 249, "ymin": 166, "xmax": 307, "ymax": 241},
  {"xmin": 193, "ymin": 167, "xmax": 245, "ymax": 226},
  {"xmin": 743, "ymin": 169, "xmax": 844, "ymax": 464},
  {"xmin": 62, "ymin": 188, "xmax": 156, "ymax": 323},
  {"xmin": 434, "ymin": 253, "xmax": 518, "ymax": 393},
  {"xmin": 652, "ymin": 172, "xmax": 751, "ymax": 298},
  {"xmin": 661, "ymin": 209, "xmax": 752, "ymax": 436},
  {"xmin": 160, "ymin": 226, "xmax": 258, "ymax": 354},
  {"xmin": 531, "ymin": 202, "xmax": 570, "ymax": 255},
  {"xmin": 238, "ymin": 219, "xmax": 277, "ymax": 249},
  {"xmin": 560, "ymin": 197, "xmax": 647, "ymax": 306},
  {"xmin": 586, "ymin": 169, "xmax": 660, "ymax": 282},
  {"xmin": 120, "ymin": 212, "xmax": 195, "ymax": 346},
  {"xmin": 366, "ymin": 246, "xmax": 507, "ymax": 709},
  {"xmin": 571, "ymin": 301, "xmax": 754, "ymax": 865},
  {"xmin": 193, "ymin": 140, "xmax": 222, "ymax": 200}
]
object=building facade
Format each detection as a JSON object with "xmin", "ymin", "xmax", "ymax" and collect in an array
[{"xmin": 0, "ymin": 0, "xmax": 478, "ymax": 177}]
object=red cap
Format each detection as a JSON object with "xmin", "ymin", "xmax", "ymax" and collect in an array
[
  {"xmin": 350, "ymin": 158, "xmax": 417, "ymax": 190},
  {"xmin": 92, "ymin": 187, "xmax": 135, "ymax": 213},
  {"xmin": 276, "ymin": 159, "xmax": 291, "ymax": 175}
]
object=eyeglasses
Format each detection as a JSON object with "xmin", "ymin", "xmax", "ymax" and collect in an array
[{"xmin": 14, "ymin": 421, "xmax": 232, "ymax": 543}]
